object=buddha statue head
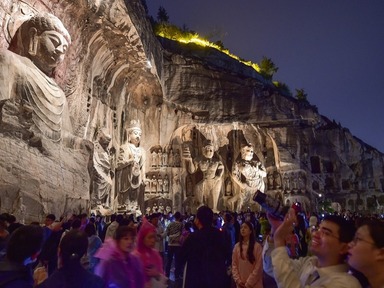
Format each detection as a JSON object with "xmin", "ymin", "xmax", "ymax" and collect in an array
[{"xmin": 9, "ymin": 12, "xmax": 71, "ymax": 76}]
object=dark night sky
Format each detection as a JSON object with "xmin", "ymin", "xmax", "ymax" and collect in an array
[{"xmin": 147, "ymin": 1, "xmax": 384, "ymax": 153}]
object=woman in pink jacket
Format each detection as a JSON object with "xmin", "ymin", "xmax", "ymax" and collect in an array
[
  {"xmin": 134, "ymin": 218, "xmax": 166, "ymax": 288},
  {"xmin": 232, "ymin": 221, "xmax": 263, "ymax": 288},
  {"xmin": 95, "ymin": 225, "xmax": 145, "ymax": 288}
]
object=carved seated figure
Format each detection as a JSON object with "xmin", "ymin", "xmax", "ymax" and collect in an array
[
  {"xmin": 228, "ymin": 143, "xmax": 267, "ymax": 212},
  {"xmin": 0, "ymin": 12, "xmax": 72, "ymax": 141}
]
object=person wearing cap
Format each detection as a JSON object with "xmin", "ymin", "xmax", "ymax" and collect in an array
[{"xmin": 183, "ymin": 139, "xmax": 224, "ymax": 212}]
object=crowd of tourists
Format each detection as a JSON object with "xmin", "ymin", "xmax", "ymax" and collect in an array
[{"xmin": 0, "ymin": 207, "xmax": 383, "ymax": 288}]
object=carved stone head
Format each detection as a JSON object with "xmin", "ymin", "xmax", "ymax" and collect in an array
[
  {"xmin": 9, "ymin": 13, "xmax": 71, "ymax": 76},
  {"xmin": 240, "ymin": 143, "xmax": 254, "ymax": 161},
  {"xmin": 202, "ymin": 139, "xmax": 214, "ymax": 159},
  {"xmin": 127, "ymin": 120, "xmax": 142, "ymax": 146}
]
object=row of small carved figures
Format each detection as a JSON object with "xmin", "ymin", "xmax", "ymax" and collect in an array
[
  {"xmin": 144, "ymin": 189, "xmax": 170, "ymax": 194},
  {"xmin": 150, "ymin": 149, "xmax": 182, "ymax": 168}
]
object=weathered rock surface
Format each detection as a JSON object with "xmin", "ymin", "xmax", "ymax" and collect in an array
[{"xmin": 0, "ymin": 0, "xmax": 383, "ymax": 222}]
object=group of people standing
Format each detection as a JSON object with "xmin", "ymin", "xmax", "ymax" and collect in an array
[{"xmin": 0, "ymin": 208, "xmax": 383, "ymax": 288}]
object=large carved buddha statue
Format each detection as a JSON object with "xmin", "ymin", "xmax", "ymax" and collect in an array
[{"xmin": 0, "ymin": 12, "xmax": 72, "ymax": 141}]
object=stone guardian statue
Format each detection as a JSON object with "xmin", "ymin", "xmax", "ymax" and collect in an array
[
  {"xmin": 91, "ymin": 128, "xmax": 113, "ymax": 210},
  {"xmin": 228, "ymin": 143, "xmax": 267, "ymax": 212},
  {"xmin": 183, "ymin": 139, "xmax": 224, "ymax": 212}
]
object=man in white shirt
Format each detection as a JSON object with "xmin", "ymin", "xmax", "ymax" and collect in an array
[{"xmin": 263, "ymin": 210, "xmax": 361, "ymax": 288}]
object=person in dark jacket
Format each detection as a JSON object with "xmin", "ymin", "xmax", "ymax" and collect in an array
[
  {"xmin": 0, "ymin": 225, "xmax": 44, "ymax": 288},
  {"xmin": 37, "ymin": 229, "xmax": 104, "ymax": 288},
  {"xmin": 180, "ymin": 206, "xmax": 232, "ymax": 288}
]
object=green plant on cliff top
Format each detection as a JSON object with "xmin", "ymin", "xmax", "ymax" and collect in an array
[{"xmin": 153, "ymin": 22, "xmax": 260, "ymax": 73}]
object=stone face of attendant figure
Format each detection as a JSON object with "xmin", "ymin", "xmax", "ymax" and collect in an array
[
  {"xmin": 115, "ymin": 120, "xmax": 145, "ymax": 210},
  {"xmin": 228, "ymin": 143, "xmax": 267, "ymax": 212},
  {"xmin": 0, "ymin": 13, "xmax": 72, "ymax": 141},
  {"xmin": 183, "ymin": 139, "xmax": 224, "ymax": 212},
  {"xmin": 91, "ymin": 129, "xmax": 113, "ymax": 209}
]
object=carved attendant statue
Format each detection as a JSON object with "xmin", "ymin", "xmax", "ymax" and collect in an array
[
  {"xmin": 91, "ymin": 129, "xmax": 113, "ymax": 209},
  {"xmin": 228, "ymin": 143, "xmax": 267, "ymax": 212},
  {"xmin": 0, "ymin": 13, "xmax": 72, "ymax": 141},
  {"xmin": 116, "ymin": 120, "xmax": 145, "ymax": 210},
  {"xmin": 183, "ymin": 139, "xmax": 224, "ymax": 212}
]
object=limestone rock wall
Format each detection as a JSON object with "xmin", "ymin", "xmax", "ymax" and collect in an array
[
  {"xmin": 0, "ymin": 0, "xmax": 383, "ymax": 220},
  {"xmin": 159, "ymin": 37, "xmax": 384, "ymax": 214}
]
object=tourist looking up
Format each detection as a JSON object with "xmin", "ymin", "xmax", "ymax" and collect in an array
[
  {"xmin": 264, "ymin": 209, "xmax": 361, "ymax": 287},
  {"xmin": 348, "ymin": 218, "xmax": 384, "ymax": 288},
  {"xmin": 232, "ymin": 221, "xmax": 263, "ymax": 288}
]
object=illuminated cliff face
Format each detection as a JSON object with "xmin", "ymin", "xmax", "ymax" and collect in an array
[
  {"xmin": 0, "ymin": 0, "xmax": 383, "ymax": 220},
  {"xmin": 154, "ymin": 23, "xmax": 261, "ymax": 73}
]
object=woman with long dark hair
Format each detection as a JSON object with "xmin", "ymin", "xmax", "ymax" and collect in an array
[{"xmin": 232, "ymin": 221, "xmax": 263, "ymax": 288}]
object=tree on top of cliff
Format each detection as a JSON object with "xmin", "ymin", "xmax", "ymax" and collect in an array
[
  {"xmin": 295, "ymin": 88, "xmax": 308, "ymax": 102},
  {"xmin": 157, "ymin": 6, "xmax": 169, "ymax": 23},
  {"xmin": 259, "ymin": 56, "xmax": 278, "ymax": 80}
]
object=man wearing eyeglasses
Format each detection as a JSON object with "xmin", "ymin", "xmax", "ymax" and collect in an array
[{"xmin": 263, "ymin": 209, "xmax": 361, "ymax": 287}]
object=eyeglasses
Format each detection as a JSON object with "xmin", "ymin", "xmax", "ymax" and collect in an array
[
  {"xmin": 350, "ymin": 236, "xmax": 376, "ymax": 246},
  {"xmin": 311, "ymin": 226, "xmax": 339, "ymax": 239}
]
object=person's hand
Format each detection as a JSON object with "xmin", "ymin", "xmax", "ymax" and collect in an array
[
  {"xmin": 145, "ymin": 265, "xmax": 159, "ymax": 278},
  {"xmin": 273, "ymin": 208, "xmax": 297, "ymax": 247},
  {"xmin": 266, "ymin": 212, "xmax": 283, "ymax": 234},
  {"xmin": 238, "ymin": 282, "xmax": 246, "ymax": 288}
]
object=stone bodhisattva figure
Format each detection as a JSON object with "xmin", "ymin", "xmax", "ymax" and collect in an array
[
  {"xmin": 115, "ymin": 120, "xmax": 145, "ymax": 211},
  {"xmin": 0, "ymin": 13, "xmax": 72, "ymax": 141},
  {"xmin": 91, "ymin": 129, "xmax": 113, "ymax": 210},
  {"xmin": 183, "ymin": 139, "xmax": 224, "ymax": 212},
  {"xmin": 228, "ymin": 143, "xmax": 267, "ymax": 212}
]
